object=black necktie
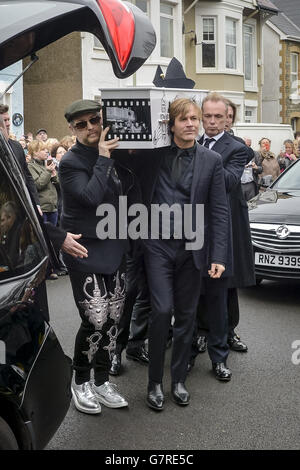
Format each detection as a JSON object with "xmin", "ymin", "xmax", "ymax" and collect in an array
[
  {"xmin": 171, "ymin": 149, "xmax": 185, "ymax": 184},
  {"xmin": 204, "ymin": 138, "xmax": 215, "ymax": 148}
]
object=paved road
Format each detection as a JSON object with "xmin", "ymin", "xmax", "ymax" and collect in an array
[{"xmin": 46, "ymin": 276, "xmax": 300, "ymax": 450}]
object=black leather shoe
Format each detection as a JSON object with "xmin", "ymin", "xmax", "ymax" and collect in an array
[
  {"xmin": 187, "ymin": 357, "xmax": 195, "ymax": 373},
  {"xmin": 126, "ymin": 346, "xmax": 149, "ymax": 364},
  {"xmin": 228, "ymin": 333, "xmax": 248, "ymax": 352},
  {"xmin": 147, "ymin": 383, "xmax": 164, "ymax": 411},
  {"xmin": 212, "ymin": 362, "xmax": 232, "ymax": 381},
  {"xmin": 171, "ymin": 382, "xmax": 190, "ymax": 406},
  {"xmin": 197, "ymin": 335, "xmax": 207, "ymax": 353},
  {"xmin": 109, "ymin": 353, "xmax": 121, "ymax": 376}
]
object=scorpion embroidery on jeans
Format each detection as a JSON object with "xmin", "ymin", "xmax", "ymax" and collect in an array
[{"xmin": 79, "ymin": 275, "xmax": 109, "ymax": 330}]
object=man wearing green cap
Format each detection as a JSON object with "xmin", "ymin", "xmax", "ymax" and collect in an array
[{"xmin": 59, "ymin": 99, "xmax": 134, "ymax": 414}]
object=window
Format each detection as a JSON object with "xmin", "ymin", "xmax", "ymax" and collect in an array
[
  {"xmin": 291, "ymin": 53, "xmax": 299, "ymax": 96},
  {"xmin": 160, "ymin": 2, "xmax": 174, "ymax": 58},
  {"xmin": 244, "ymin": 106, "xmax": 256, "ymax": 123},
  {"xmin": 202, "ymin": 17, "xmax": 216, "ymax": 68},
  {"xmin": 94, "ymin": 36, "xmax": 104, "ymax": 49},
  {"xmin": 291, "ymin": 117, "xmax": 299, "ymax": 133},
  {"xmin": 0, "ymin": 146, "xmax": 46, "ymax": 281},
  {"xmin": 132, "ymin": 0, "xmax": 149, "ymax": 14},
  {"xmin": 226, "ymin": 18, "xmax": 237, "ymax": 69},
  {"xmin": 244, "ymin": 24, "xmax": 253, "ymax": 83}
]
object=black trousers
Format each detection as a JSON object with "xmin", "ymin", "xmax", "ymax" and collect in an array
[
  {"xmin": 144, "ymin": 239, "xmax": 202, "ymax": 385},
  {"xmin": 115, "ymin": 253, "xmax": 151, "ymax": 354},
  {"xmin": 227, "ymin": 287, "xmax": 240, "ymax": 336},
  {"xmin": 242, "ymin": 181, "xmax": 257, "ymax": 201},
  {"xmin": 68, "ymin": 266, "xmax": 125, "ymax": 386},
  {"xmin": 192, "ymin": 277, "xmax": 229, "ymax": 363}
]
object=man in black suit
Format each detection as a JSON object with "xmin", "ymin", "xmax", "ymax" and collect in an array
[
  {"xmin": 223, "ymin": 99, "xmax": 256, "ymax": 351},
  {"xmin": 126, "ymin": 98, "xmax": 229, "ymax": 410},
  {"xmin": 59, "ymin": 99, "xmax": 139, "ymax": 414},
  {"xmin": 190, "ymin": 92, "xmax": 248, "ymax": 380}
]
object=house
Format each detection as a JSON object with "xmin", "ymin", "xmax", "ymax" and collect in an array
[
  {"xmin": 23, "ymin": 1, "xmax": 185, "ymax": 138},
  {"xmin": 183, "ymin": 0, "xmax": 278, "ymax": 124},
  {"xmin": 0, "ymin": 61, "xmax": 24, "ymax": 138},
  {"xmin": 265, "ymin": 0, "xmax": 300, "ymax": 133},
  {"xmin": 22, "ymin": 0, "xmax": 282, "ymax": 138}
]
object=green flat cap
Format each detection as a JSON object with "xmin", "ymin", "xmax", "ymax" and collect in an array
[{"xmin": 64, "ymin": 99, "xmax": 101, "ymax": 122}]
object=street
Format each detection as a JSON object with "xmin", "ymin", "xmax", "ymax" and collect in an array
[{"xmin": 46, "ymin": 276, "xmax": 300, "ymax": 451}]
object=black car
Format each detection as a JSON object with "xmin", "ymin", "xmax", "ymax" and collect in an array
[
  {"xmin": 248, "ymin": 159, "xmax": 300, "ymax": 283},
  {"xmin": 0, "ymin": 0, "xmax": 156, "ymax": 450}
]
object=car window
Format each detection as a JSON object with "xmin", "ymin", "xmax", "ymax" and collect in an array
[
  {"xmin": 0, "ymin": 164, "xmax": 46, "ymax": 281},
  {"xmin": 272, "ymin": 160, "xmax": 300, "ymax": 191}
]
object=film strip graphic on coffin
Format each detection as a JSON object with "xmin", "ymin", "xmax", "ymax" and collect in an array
[{"xmin": 102, "ymin": 98, "xmax": 152, "ymax": 142}]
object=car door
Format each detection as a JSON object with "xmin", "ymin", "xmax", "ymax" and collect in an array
[{"xmin": 0, "ymin": 133, "xmax": 72, "ymax": 449}]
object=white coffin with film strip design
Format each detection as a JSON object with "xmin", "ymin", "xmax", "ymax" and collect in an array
[{"xmin": 100, "ymin": 87, "xmax": 208, "ymax": 149}]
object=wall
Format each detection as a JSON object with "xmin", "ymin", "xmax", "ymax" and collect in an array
[
  {"xmin": 23, "ymin": 33, "xmax": 82, "ymax": 139},
  {"xmin": 280, "ymin": 40, "xmax": 300, "ymax": 131},
  {"xmin": 262, "ymin": 24, "xmax": 281, "ymax": 123}
]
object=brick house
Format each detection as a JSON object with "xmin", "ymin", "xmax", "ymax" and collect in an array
[{"xmin": 266, "ymin": 0, "xmax": 300, "ymax": 133}]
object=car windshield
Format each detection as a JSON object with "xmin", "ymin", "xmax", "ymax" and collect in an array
[{"xmin": 272, "ymin": 160, "xmax": 300, "ymax": 191}]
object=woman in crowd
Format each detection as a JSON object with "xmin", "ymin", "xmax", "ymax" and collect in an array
[
  {"xmin": 255, "ymin": 137, "xmax": 280, "ymax": 188},
  {"xmin": 18, "ymin": 135, "xmax": 28, "ymax": 155},
  {"xmin": 277, "ymin": 139, "xmax": 298, "ymax": 172},
  {"xmin": 60, "ymin": 135, "xmax": 76, "ymax": 150},
  {"xmin": 27, "ymin": 140, "xmax": 59, "ymax": 226},
  {"xmin": 27, "ymin": 140, "xmax": 60, "ymax": 279}
]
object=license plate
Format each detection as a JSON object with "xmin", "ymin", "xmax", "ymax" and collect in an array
[{"xmin": 255, "ymin": 252, "xmax": 300, "ymax": 268}]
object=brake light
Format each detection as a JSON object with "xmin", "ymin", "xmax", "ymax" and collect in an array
[{"xmin": 96, "ymin": 0, "xmax": 135, "ymax": 71}]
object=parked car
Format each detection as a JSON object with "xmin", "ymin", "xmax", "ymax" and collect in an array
[
  {"xmin": 0, "ymin": 0, "xmax": 156, "ymax": 450},
  {"xmin": 248, "ymin": 159, "xmax": 300, "ymax": 284}
]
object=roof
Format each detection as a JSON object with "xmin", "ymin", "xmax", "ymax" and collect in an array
[
  {"xmin": 269, "ymin": 0, "xmax": 300, "ymax": 29},
  {"xmin": 268, "ymin": 0, "xmax": 300, "ymax": 38},
  {"xmin": 256, "ymin": 0, "xmax": 279, "ymax": 13}
]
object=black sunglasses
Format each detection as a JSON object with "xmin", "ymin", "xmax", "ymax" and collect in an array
[{"xmin": 73, "ymin": 115, "xmax": 101, "ymax": 130}]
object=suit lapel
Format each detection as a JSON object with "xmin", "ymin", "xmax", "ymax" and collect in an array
[{"xmin": 211, "ymin": 134, "xmax": 230, "ymax": 160}]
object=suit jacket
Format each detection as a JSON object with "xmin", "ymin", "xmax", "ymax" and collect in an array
[
  {"xmin": 231, "ymin": 134, "xmax": 254, "ymax": 164},
  {"xmin": 199, "ymin": 132, "xmax": 255, "ymax": 287},
  {"xmin": 59, "ymin": 140, "xmax": 138, "ymax": 274},
  {"xmin": 114, "ymin": 143, "xmax": 229, "ymax": 272},
  {"xmin": 9, "ymin": 139, "xmax": 40, "ymax": 205}
]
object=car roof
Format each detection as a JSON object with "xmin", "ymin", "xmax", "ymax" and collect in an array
[{"xmin": 0, "ymin": 0, "xmax": 156, "ymax": 78}]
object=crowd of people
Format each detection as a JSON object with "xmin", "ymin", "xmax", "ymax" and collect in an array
[
  {"xmin": 1, "ymin": 95, "xmax": 300, "ymax": 417},
  {"xmin": 240, "ymin": 134, "xmax": 300, "ymax": 201},
  {"xmin": 0, "ymin": 106, "xmax": 77, "ymax": 279}
]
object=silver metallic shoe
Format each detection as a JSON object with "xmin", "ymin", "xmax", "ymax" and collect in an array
[
  {"xmin": 92, "ymin": 381, "xmax": 128, "ymax": 408},
  {"xmin": 71, "ymin": 380, "xmax": 101, "ymax": 414}
]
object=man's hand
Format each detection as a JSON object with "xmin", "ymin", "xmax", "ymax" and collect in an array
[
  {"xmin": 98, "ymin": 126, "xmax": 119, "ymax": 158},
  {"xmin": 37, "ymin": 205, "xmax": 43, "ymax": 216},
  {"xmin": 208, "ymin": 263, "xmax": 225, "ymax": 279},
  {"xmin": 61, "ymin": 233, "xmax": 88, "ymax": 258}
]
